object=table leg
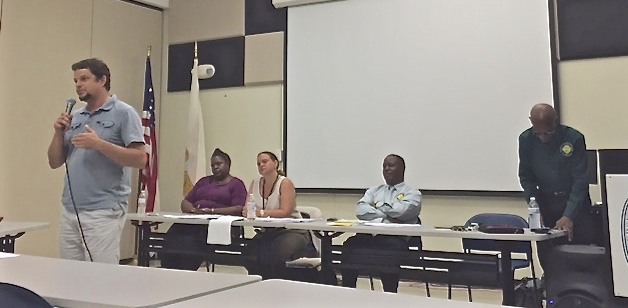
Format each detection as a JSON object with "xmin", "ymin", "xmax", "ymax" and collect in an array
[
  {"xmin": 135, "ymin": 222, "xmax": 151, "ymax": 267},
  {"xmin": 314, "ymin": 231, "xmax": 341, "ymax": 285},
  {"xmin": 498, "ymin": 241, "xmax": 515, "ymax": 306}
]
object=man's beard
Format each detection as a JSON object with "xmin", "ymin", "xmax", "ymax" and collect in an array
[{"xmin": 79, "ymin": 93, "xmax": 92, "ymax": 102}]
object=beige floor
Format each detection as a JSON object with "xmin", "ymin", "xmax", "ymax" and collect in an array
[{"xmin": 150, "ymin": 260, "xmax": 505, "ymax": 306}]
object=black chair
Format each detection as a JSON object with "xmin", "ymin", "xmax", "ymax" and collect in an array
[
  {"xmin": 0, "ymin": 283, "xmax": 52, "ymax": 308},
  {"xmin": 205, "ymin": 226, "xmax": 246, "ymax": 272},
  {"xmin": 337, "ymin": 216, "xmax": 424, "ymax": 292},
  {"xmin": 462, "ymin": 213, "xmax": 538, "ymax": 303}
]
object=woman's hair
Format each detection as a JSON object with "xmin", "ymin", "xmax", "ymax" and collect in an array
[
  {"xmin": 258, "ymin": 151, "xmax": 285, "ymax": 176},
  {"xmin": 211, "ymin": 148, "xmax": 231, "ymax": 166}
]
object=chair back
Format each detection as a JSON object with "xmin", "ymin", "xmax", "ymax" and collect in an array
[
  {"xmin": 463, "ymin": 213, "xmax": 532, "ymax": 256},
  {"xmin": 0, "ymin": 283, "xmax": 52, "ymax": 308},
  {"xmin": 296, "ymin": 206, "xmax": 324, "ymax": 255}
]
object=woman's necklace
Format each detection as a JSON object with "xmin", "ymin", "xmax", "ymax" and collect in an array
[{"xmin": 260, "ymin": 174, "xmax": 279, "ymax": 209}]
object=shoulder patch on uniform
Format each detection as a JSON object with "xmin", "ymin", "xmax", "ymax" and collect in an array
[{"xmin": 561, "ymin": 142, "xmax": 573, "ymax": 157}]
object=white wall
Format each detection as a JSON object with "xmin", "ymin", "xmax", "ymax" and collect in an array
[{"xmin": 560, "ymin": 56, "xmax": 628, "ymax": 150}]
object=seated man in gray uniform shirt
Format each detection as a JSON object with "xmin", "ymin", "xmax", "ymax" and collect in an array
[
  {"xmin": 47, "ymin": 58, "xmax": 146, "ymax": 264},
  {"xmin": 341, "ymin": 154, "xmax": 422, "ymax": 293}
]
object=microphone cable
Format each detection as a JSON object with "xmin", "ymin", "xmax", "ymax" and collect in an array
[{"xmin": 65, "ymin": 142, "xmax": 94, "ymax": 262}]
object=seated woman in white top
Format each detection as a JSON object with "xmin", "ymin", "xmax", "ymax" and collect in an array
[{"xmin": 242, "ymin": 151, "xmax": 311, "ymax": 279}]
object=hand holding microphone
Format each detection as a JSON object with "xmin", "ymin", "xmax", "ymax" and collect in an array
[
  {"xmin": 53, "ymin": 98, "xmax": 76, "ymax": 132},
  {"xmin": 65, "ymin": 98, "xmax": 77, "ymax": 114}
]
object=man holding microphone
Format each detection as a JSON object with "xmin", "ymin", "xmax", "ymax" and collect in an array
[{"xmin": 47, "ymin": 58, "xmax": 145, "ymax": 263}]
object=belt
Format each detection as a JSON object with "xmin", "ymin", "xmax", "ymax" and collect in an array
[{"xmin": 539, "ymin": 190, "xmax": 568, "ymax": 197}]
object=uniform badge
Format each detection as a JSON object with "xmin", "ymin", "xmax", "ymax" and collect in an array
[
  {"xmin": 397, "ymin": 193, "xmax": 405, "ymax": 201},
  {"xmin": 561, "ymin": 142, "xmax": 573, "ymax": 157}
]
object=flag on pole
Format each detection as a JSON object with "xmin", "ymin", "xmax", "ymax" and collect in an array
[
  {"xmin": 183, "ymin": 49, "xmax": 207, "ymax": 196},
  {"xmin": 140, "ymin": 52, "xmax": 160, "ymax": 212}
]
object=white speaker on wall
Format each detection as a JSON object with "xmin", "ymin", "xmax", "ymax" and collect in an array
[
  {"xmin": 197, "ymin": 64, "xmax": 215, "ymax": 79},
  {"xmin": 272, "ymin": 0, "xmax": 345, "ymax": 9}
]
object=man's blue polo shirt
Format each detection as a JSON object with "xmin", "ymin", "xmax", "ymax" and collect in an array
[{"xmin": 62, "ymin": 95, "xmax": 144, "ymax": 211}]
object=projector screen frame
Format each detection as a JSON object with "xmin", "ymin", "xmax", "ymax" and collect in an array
[{"xmin": 281, "ymin": 0, "xmax": 562, "ymax": 195}]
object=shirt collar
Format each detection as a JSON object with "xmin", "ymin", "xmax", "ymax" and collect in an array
[
  {"xmin": 387, "ymin": 182, "xmax": 405, "ymax": 190},
  {"xmin": 79, "ymin": 95, "xmax": 116, "ymax": 114},
  {"xmin": 545, "ymin": 124, "xmax": 565, "ymax": 145}
]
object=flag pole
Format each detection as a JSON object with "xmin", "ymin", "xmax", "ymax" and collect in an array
[
  {"xmin": 136, "ymin": 46, "xmax": 153, "ymax": 213},
  {"xmin": 183, "ymin": 41, "xmax": 206, "ymax": 196},
  {"xmin": 137, "ymin": 44, "xmax": 151, "ymax": 208},
  {"xmin": 137, "ymin": 45, "xmax": 150, "ymax": 209}
]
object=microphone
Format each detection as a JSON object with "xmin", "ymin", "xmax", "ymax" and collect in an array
[{"xmin": 65, "ymin": 98, "xmax": 77, "ymax": 114}]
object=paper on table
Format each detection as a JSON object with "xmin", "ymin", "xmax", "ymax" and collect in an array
[
  {"xmin": 254, "ymin": 217, "xmax": 316, "ymax": 223},
  {"xmin": 327, "ymin": 219, "xmax": 361, "ymax": 227},
  {"xmin": 207, "ymin": 216, "xmax": 244, "ymax": 245},
  {"xmin": 163, "ymin": 214, "xmax": 221, "ymax": 219},
  {"xmin": 363, "ymin": 222, "xmax": 422, "ymax": 227},
  {"xmin": 0, "ymin": 252, "xmax": 19, "ymax": 259}
]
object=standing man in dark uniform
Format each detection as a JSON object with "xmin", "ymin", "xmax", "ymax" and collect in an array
[{"xmin": 518, "ymin": 103, "xmax": 594, "ymax": 268}]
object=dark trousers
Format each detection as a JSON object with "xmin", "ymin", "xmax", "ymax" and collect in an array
[
  {"xmin": 245, "ymin": 229, "xmax": 311, "ymax": 280},
  {"xmin": 536, "ymin": 195, "xmax": 597, "ymax": 271},
  {"xmin": 340, "ymin": 234, "xmax": 411, "ymax": 293},
  {"xmin": 160, "ymin": 224, "xmax": 241, "ymax": 271}
]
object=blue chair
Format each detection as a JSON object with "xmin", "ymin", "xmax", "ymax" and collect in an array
[
  {"xmin": 462, "ymin": 213, "xmax": 538, "ymax": 303},
  {"xmin": 0, "ymin": 283, "xmax": 52, "ymax": 308}
]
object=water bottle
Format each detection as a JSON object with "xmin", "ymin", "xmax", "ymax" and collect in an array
[
  {"xmin": 138, "ymin": 189, "xmax": 147, "ymax": 214},
  {"xmin": 246, "ymin": 193, "xmax": 257, "ymax": 220},
  {"xmin": 528, "ymin": 197, "xmax": 542, "ymax": 229}
]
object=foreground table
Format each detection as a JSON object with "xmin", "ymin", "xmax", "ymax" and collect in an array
[
  {"xmin": 164, "ymin": 279, "xmax": 514, "ymax": 307},
  {"xmin": 0, "ymin": 253, "xmax": 261, "ymax": 307},
  {"xmin": 0, "ymin": 221, "xmax": 49, "ymax": 252}
]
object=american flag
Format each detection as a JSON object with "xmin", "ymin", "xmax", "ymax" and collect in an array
[{"xmin": 140, "ymin": 54, "xmax": 159, "ymax": 212}]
